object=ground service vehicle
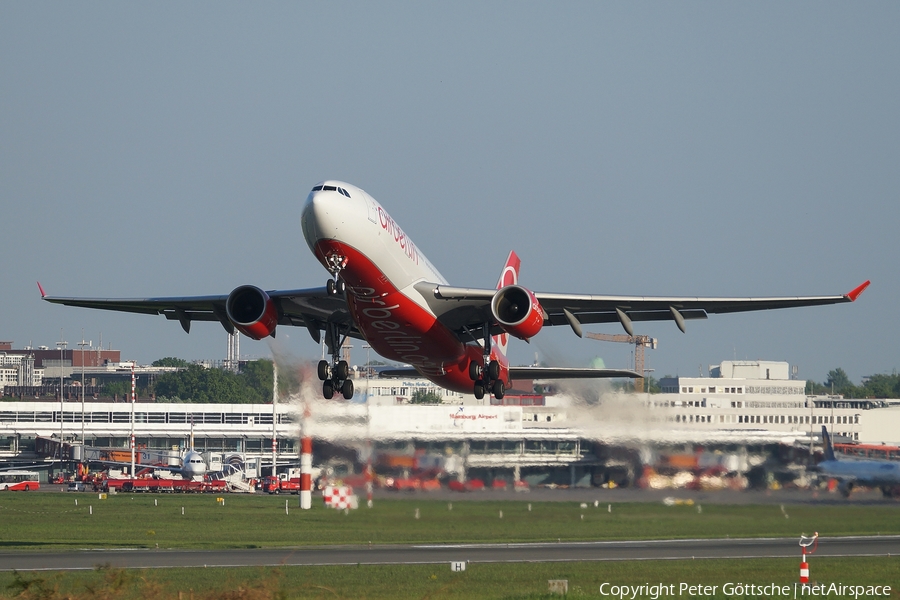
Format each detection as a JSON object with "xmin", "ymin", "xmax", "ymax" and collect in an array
[{"xmin": 263, "ymin": 475, "xmax": 301, "ymax": 494}]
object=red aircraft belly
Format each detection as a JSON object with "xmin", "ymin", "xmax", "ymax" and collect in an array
[{"xmin": 313, "ymin": 240, "xmax": 476, "ymax": 394}]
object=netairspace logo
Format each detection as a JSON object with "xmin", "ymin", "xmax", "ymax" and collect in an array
[{"xmin": 598, "ymin": 582, "xmax": 892, "ymax": 599}]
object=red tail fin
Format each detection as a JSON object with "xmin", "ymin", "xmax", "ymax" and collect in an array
[{"xmin": 496, "ymin": 251, "xmax": 521, "ymax": 290}]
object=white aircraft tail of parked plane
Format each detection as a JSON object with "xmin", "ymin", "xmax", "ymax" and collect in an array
[
  {"xmin": 41, "ymin": 180, "xmax": 869, "ymax": 401},
  {"xmin": 817, "ymin": 426, "xmax": 900, "ymax": 498}
]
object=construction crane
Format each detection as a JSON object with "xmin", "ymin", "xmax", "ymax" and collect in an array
[{"xmin": 584, "ymin": 332, "xmax": 657, "ymax": 393}]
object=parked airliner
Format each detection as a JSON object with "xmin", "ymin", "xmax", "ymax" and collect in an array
[
  {"xmin": 101, "ymin": 448, "xmax": 207, "ymax": 479},
  {"xmin": 817, "ymin": 427, "xmax": 900, "ymax": 498},
  {"xmin": 175, "ymin": 449, "xmax": 207, "ymax": 479},
  {"xmin": 42, "ymin": 180, "xmax": 869, "ymax": 401}
]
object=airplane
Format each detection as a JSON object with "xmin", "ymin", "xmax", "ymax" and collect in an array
[
  {"xmin": 177, "ymin": 448, "xmax": 208, "ymax": 479},
  {"xmin": 41, "ymin": 180, "xmax": 869, "ymax": 401},
  {"xmin": 148, "ymin": 448, "xmax": 207, "ymax": 480},
  {"xmin": 97, "ymin": 447, "xmax": 208, "ymax": 480},
  {"xmin": 96, "ymin": 423, "xmax": 207, "ymax": 479},
  {"xmin": 816, "ymin": 426, "xmax": 900, "ymax": 498}
]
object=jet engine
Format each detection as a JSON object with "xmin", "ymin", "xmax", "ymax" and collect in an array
[
  {"xmin": 491, "ymin": 285, "xmax": 544, "ymax": 340},
  {"xmin": 226, "ymin": 285, "xmax": 278, "ymax": 340}
]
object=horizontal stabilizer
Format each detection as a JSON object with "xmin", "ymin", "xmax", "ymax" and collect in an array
[
  {"xmin": 379, "ymin": 368, "xmax": 421, "ymax": 378},
  {"xmin": 509, "ymin": 367, "xmax": 640, "ymax": 380}
]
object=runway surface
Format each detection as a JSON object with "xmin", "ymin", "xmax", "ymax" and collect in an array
[{"xmin": 2, "ymin": 535, "xmax": 898, "ymax": 571}]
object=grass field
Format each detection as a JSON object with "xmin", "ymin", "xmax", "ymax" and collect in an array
[
  {"xmin": 1, "ymin": 493, "xmax": 898, "ymax": 599},
  {"xmin": 1, "ymin": 493, "xmax": 899, "ymax": 550},
  {"xmin": 0, "ymin": 558, "xmax": 897, "ymax": 599}
]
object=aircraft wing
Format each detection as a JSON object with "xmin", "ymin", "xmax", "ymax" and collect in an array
[
  {"xmin": 417, "ymin": 280, "xmax": 870, "ymax": 337},
  {"xmin": 39, "ymin": 285, "xmax": 360, "ymax": 343}
]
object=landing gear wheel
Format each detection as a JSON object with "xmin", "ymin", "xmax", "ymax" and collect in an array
[
  {"xmin": 341, "ymin": 379, "xmax": 354, "ymax": 400},
  {"xmin": 336, "ymin": 360, "xmax": 350, "ymax": 380},
  {"xmin": 487, "ymin": 360, "xmax": 501, "ymax": 381},
  {"xmin": 468, "ymin": 362, "xmax": 482, "ymax": 381},
  {"xmin": 473, "ymin": 382, "xmax": 485, "ymax": 400},
  {"xmin": 492, "ymin": 380, "xmax": 505, "ymax": 400},
  {"xmin": 326, "ymin": 279, "xmax": 336, "ymax": 295},
  {"xmin": 317, "ymin": 360, "xmax": 330, "ymax": 381},
  {"xmin": 335, "ymin": 280, "xmax": 346, "ymax": 294},
  {"xmin": 322, "ymin": 380, "xmax": 335, "ymax": 399}
]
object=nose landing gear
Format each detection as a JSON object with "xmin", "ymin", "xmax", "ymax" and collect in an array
[
  {"xmin": 325, "ymin": 278, "xmax": 346, "ymax": 296},
  {"xmin": 325, "ymin": 254, "xmax": 348, "ymax": 296}
]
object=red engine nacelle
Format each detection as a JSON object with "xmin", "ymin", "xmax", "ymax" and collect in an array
[
  {"xmin": 226, "ymin": 285, "xmax": 278, "ymax": 340},
  {"xmin": 490, "ymin": 285, "xmax": 544, "ymax": 341}
]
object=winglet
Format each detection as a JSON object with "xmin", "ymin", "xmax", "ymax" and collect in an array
[
  {"xmin": 37, "ymin": 282, "xmax": 46, "ymax": 298},
  {"xmin": 845, "ymin": 280, "xmax": 870, "ymax": 302}
]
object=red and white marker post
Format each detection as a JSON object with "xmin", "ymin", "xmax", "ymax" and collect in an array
[
  {"xmin": 130, "ymin": 363, "xmax": 136, "ymax": 476},
  {"xmin": 799, "ymin": 532, "xmax": 818, "ymax": 584},
  {"xmin": 300, "ymin": 435, "xmax": 312, "ymax": 509}
]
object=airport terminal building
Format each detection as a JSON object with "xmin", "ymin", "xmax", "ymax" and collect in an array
[{"xmin": 1, "ymin": 360, "xmax": 898, "ymax": 488}]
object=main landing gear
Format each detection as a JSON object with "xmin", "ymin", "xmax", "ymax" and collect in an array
[
  {"xmin": 317, "ymin": 321, "xmax": 354, "ymax": 400},
  {"xmin": 318, "ymin": 359, "xmax": 354, "ymax": 400},
  {"xmin": 469, "ymin": 323, "xmax": 505, "ymax": 400},
  {"xmin": 470, "ymin": 360, "xmax": 505, "ymax": 400}
]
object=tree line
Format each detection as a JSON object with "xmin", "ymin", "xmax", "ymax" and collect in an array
[
  {"xmin": 153, "ymin": 359, "xmax": 274, "ymax": 404},
  {"xmin": 105, "ymin": 359, "xmax": 899, "ymax": 403},
  {"xmin": 805, "ymin": 368, "xmax": 900, "ymax": 399},
  {"xmin": 101, "ymin": 358, "xmax": 275, "ymax": 404}
]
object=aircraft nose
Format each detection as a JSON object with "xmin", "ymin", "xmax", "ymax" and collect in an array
[{"xmin": 301, "ymin": 185, "xmax": 365, "ymax": 247}]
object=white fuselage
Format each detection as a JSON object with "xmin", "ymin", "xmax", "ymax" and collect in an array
[{"xmin": 300, "ymin": 181, "xmax": 500, "ymax": 393}]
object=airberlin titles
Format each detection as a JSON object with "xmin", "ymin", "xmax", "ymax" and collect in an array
[
  {"xmin": 377, "ymin": 206, "xmax": 419, "ymax": 265},
  {"xmin": 351, "ymin": 292, "xmax": 444, "ymax": 378}
]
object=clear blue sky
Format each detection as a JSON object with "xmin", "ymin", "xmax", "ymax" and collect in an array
[{"xmin": 2, "ymin": 3, "xmax": 897, "ymax": 385}]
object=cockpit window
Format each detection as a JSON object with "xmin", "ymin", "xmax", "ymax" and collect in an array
[{"xmin": 311, "ymin": 184, "xmax": 350, "ymax": 197}]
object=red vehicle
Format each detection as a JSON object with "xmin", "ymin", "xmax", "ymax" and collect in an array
[
  {"xmin": 263, "ymin": 475, "xmax": 301, "ymax": 494},
  {"xmin": 0, "ymin": 471, "xmax": 40, "ymax": 491},
  {"xmin": 105, "ymin": 477, "xmax": 228, "ymax": 493},
  {"xmin": 448, "ymin": 478, "xmax": 485, "ymax": 492}
]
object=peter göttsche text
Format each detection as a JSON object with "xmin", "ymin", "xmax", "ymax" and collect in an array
[{"xmin": 599, "ymin": 583, "xmax": 892, "ymax": 599}]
